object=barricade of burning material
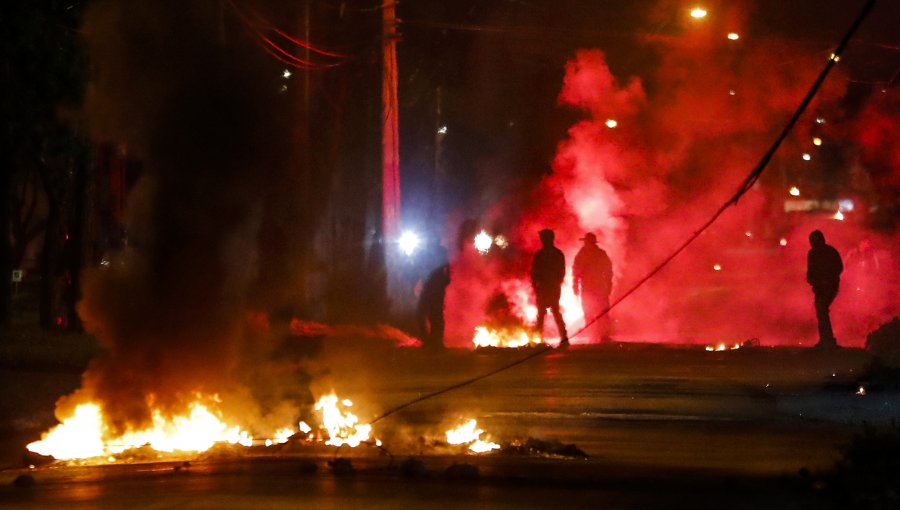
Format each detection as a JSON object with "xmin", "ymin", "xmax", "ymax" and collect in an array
[
  {"xmin": 704, "ymin": 338, "xmax": 759, "ymax": 352},
  {"xmin": 473, "ymin": 292, "xmax": 545, "ymax": 350},
  {"xmin": 25, "ymin": 392, "xmax": 381, "ymax": 464}
]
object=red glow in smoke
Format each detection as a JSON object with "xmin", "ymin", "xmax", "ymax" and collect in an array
[{"xmin": 446, "ymin": 18, "xmax": 899, "ymax": 348}]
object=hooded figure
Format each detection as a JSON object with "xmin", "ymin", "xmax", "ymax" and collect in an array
[
  {"xmin": 531, "ymin": 229, "xmax": 568, "ymax": 347},
  {"xmin": 573, "ymin": 232, "xmax": 613, "ymax": 341},
  {"xmin": 806, "ymin": 230, "xmax": 843, "ymax": 348}
]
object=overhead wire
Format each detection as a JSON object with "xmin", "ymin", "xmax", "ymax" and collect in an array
[{"xmin": 370, "ymin": 0, "xmax": 878, "ymax": 425}]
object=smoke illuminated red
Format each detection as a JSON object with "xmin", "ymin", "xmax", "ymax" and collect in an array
[{"xmin": 446, "ymin": 19, "xmax": 898, "ymax": 348}]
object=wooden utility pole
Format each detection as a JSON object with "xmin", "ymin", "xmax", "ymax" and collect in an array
[{"xmin": 382, "ymin": 1, "xmax": 400, "ymax": 240}]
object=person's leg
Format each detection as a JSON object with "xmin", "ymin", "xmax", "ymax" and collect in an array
[
  {"xmin": 552, "ymin": 304, "xmax": 568, "ymax": 345},
  {"xmin": 536, "ymin": 307, "xmax": 547, "ymax": 341},
  {"xmin": 814, "ymin": 292, "xmax": 835, "ymax": 346}
]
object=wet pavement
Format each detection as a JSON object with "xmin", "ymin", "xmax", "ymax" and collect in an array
[{"xmin": 2, "ymin": 341, "xmax": 896, "ymax": 508}]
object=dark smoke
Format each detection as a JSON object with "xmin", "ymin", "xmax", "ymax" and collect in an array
[{"xmin": 59, "ymin": 0, "xmax": 308, "ymax": 435}]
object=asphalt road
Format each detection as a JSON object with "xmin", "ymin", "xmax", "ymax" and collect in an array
[{"xmin": 2, "ymin": 341, "xmax": 894, "ymax": 509}]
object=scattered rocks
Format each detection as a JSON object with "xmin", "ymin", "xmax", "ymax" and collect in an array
[
  {"xmin": 399, "ymin": 457, "xmax": 428, "ymax": 479},
  {"xmin": 12, "ymin": 474, "xmax": 35, "ymax": 488},
  {"xmin": 501, "ymin": 438, "xmax": 588, "ymax": 459},
  {"xmin": 328, "ymin": 457, "xmax": 354, "ymax": 475},
  {"xmin": 444, "ymin": 463, "xmax": 479, "ymax": 481}
]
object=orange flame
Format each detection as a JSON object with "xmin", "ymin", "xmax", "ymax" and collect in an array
[{"xmin": 445, "ymin": 419, "xmax": 500, "ymax": 453}]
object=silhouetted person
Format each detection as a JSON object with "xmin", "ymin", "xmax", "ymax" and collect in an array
[
  {"xmin": 573, "ymin": 232, "xmax": 613, "ymax": 341},
  {"xmin": 417, "ymin": 234, "xmax": 450, "ymax": 349},
  {"xmin": 531, "ymin": 229, "xmax": 569, "ymax": 347},
  {"xmin": 807, "ymin": 230, "xmax": 843, "ymax": 348}
]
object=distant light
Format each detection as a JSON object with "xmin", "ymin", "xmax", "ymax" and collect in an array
[
  {"xmin": 856, "ymin": 386, "xmax": 866, "ymax": 396},
  {"xmin": 437, "ymin": 125, "xmax": 448, "ymax": 134},
  {"xmin": 494, "ymin": 235, "xmax": 509, "ymax": 249},
  {"xmin": 812, "ymin": 137, "xmax": 822, "ymax": 146},
  {"xmin": 789, "ymin": 186, "xmax": 800, "ymax": 196},
  {"xmin": 830, "ymin": 53, "xmax": 841, "ymax": 62},
  {"xmin": 802, "ymin": 153, "xmax": 811, "ymax": 161},
  {"xmin": 816, "ymin": 117, "xmax": 826, "ymax": 124},
  {"xmin": 744, "ymin": 231, "xmax": 752, "ymax": 238},
  {"xmin": 728, "ymin": 89, "xmax": 736, "ymax": 96},
  {"xmin": 727, "ymin": 32, "xmax": 740, "ymax": 40},
  {"xmin": 713, "ymin": 263, "xmax": 722, "ymax": 271},
  {"xmin": 474, "ymin": 230, "xmax": 493, "ymax": 254},
  {"xmin": 279, "ymin": 84, "xmax": 288, "ymax": 93},
  {"xmin": 833, "ymin": 211, "xmax": 845, "ymax": 221},
  {"xmin": 398, "ymin": 230, "xmax": 421, "ymax": 256},
  {"xmin": 690, "ymin": 7, "xmax": 708, "ymax": 19},
  {"xmin": 838, "ymin": 199, "xmax": 854, "ymax": 212},
  {"xmin": 779, "ymin": 238, "xmax": 788, "ymax": 247},
  {"xmin": 605, "ymin": 119, "xmax": 618, "ymax": 128},
  {"xmin": 282, "ymin": 69, "xmax": 292, "ymax": 79}
]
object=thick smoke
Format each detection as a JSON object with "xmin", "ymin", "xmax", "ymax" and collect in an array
[
  {"xmin": 58, "ymin": 1, "xmax": 308, "ymax": 435},
  {"xmin": 447, "ymin": 10, "xmax": 898, "ymax": 348}
]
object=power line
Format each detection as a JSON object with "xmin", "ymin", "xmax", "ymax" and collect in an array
[{"xmin": 369, "ymin": 0, "xmax": 877, "ymax": 426}]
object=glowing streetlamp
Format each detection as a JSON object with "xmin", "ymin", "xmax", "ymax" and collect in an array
[
  {"xmin": 779, "ymin": 238, "xmax": 788, "ymax": 247},
  {"xmin": 474, "ymin": 230, "xmax": 493, "ymax": 254},
  {"xmin": 398, "ymin": 230, "xmax": 421, "ymax": 257},
  {"xmin": 802, "ymin": 153, "xmax": 811, "ymax": 161},
  {"xmin": 713, "ymin": 263, "xmax": 722, "ymax": 271},
  {"xmin": 789, "ymin": 186, "xmax": 800, "ymax": 196},
  {"xmin": 727, "ymin": 32, "xmax": 740, "ymax": 40},
  {"xmin": 605, "ymin": 119, "xmax": 618, "ymax": 128},
  {"xmin": 690, "ymin": 7, "xmax": 708, "ymax": 19},
  {"xmin": 813, "ymin": 137, "xmax": 822, "ymax": 146}
]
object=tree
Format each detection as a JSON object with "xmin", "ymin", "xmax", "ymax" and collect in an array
[{"xmin": 0, "ymin": 0, "xmax": 88, "ymax": 327}]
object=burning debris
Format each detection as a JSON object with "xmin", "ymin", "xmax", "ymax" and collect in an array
[
  {"xmin": 26, "ymin": 391, "xmax": 379, "ymax": 462},
  {"xmin": 445, "ymin": 419, "xmax": 501, "ymax": 454}
]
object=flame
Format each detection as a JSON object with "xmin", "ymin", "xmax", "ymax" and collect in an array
[
  {"xmin": 499, "ymin": 274, "xmax": 584, "ymax": 338},
  {"xmin": 473, "ymin": 326, "xmax": 543, "ymax": 348},
  {"xmin": 264, "ymin": 427, "xmax": 295, "ymax": 447},
  {"xmin": 314, "ymin": 394, "xmax": 372, "ymax": 447},
  {"xmin": 705, "ymin": 342, "xmax": 741, "ymax": 351},
  {"xmin": 446, "ymin": 419, "xmax": 500, "ymax": 453},
  {"xmin": 27, "ymin": 401, "xmax": 254, "ymax": 460}
]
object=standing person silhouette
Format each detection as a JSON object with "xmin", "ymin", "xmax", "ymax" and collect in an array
[
  {"xmin": 807, "ymin": 230, "xmax": 843, "ymax": 349},
  {"xmin": 417, "ymin": 233, "xmax": 450, "ymax": 349},
  {"xmin": 573, "ymin": 232, "xmax": 613, "ymax": 341},
  {"xmin": 531, "ymin": 229, "xmax": 569, "ymax": 347}
]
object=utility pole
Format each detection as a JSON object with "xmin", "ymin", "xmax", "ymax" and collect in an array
[
  {"xmin": 382, "ymin": 1, "xmax": 405, "ymax": 312},
  {"xmin": 382, "ymin": 1, "xmax": 400, "ymax": 240}
]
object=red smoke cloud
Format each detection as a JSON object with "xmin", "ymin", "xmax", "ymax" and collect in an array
[{"xmin": 446, "ymin": 17, "xmax": 898, "ymax": 348}]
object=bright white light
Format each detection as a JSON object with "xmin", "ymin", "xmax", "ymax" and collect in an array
[
  {"xmin": 779, "ymin": 238, "xmax": 788, "ymax": 247},
  {"xmin": 727, "ymin": 32, "xmax": 740, "ymax": 40},
  {"xmin": 690, "ymin": 7, "xmax": 708, "ymax": 18},
  {"xmin": 833, "ymin": 211, "xmax": 845, "ymax": 221},
  {"xmin": 282, "ymin": 69, "xmax": 292, "ymax": 79},
  {"xmin": 713, "ymin": 264, "xmax": 722, "ymax": 271},
  {"xmin": 830, "ymin": 53, "xmax": 841, "ymax": 62},
  {"xmin": 437, "ymin": 125, "xmax": 448, "ymax": 134},
  {"xmin": 474, "ymin": 230, "xmax": 493, "ymax": 254},
  {"xmin": 789, "ymin": 186, "xmax": 800, "ymax": 196},
  {"xmin": 398, "ymin": 230, "xmax": 421, "ymax": 257},
  {"xmin": 838, "ymin": 199, "xmax": 854, "ymax": 212},
  {"xmin": 605, "ymin": 119, "xmax": 618, "ymax": 128},
  {"xmin": 744, "ymin": 231, "xmax": 752, "ymax": 238},
  {"xmin": 802, "ymin": 153, "xmax": 811, "ymax": 161},
  {"xmin": 816, "ymin": 117, "xmax": 826, "ymax": 124},
  {"xmin": 813, "ymin": 137, "xmax": 822, "ymax": 146}
]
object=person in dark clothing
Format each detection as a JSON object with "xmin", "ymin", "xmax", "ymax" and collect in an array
[
  {"xmin": 417, "ymin": 234, "xmax": 450, "ymax": 349},
  {"xmin": 573, "ymin": 232, "xmax": 613, "ymax": 341},
  {"xmin": 806, "ymin": 230, "xmax": 843, "ymax": 348},
  {"xmin": 531, "ymin": 229, "xmax": 569, "ymax": 347}
]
